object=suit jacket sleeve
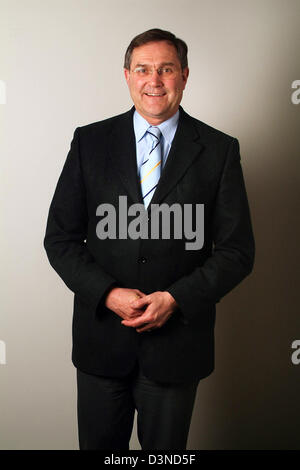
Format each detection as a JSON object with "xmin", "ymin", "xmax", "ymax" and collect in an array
[
  {"xmin": 166, "ymin": 137, "xmax": 255, "ymax": 322},
  {"xmin": 44, "ymin": 127, "xmax": 116, "ymax": 312}
]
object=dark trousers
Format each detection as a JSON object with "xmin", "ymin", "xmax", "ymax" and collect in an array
[{"xmin": 76, "ymin": 364, "xmax": 199, "ymax": 450}]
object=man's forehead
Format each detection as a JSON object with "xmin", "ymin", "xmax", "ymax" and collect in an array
[{"xmin": 130, "ymin": 41, "xmax": 179, "ymax": 64}]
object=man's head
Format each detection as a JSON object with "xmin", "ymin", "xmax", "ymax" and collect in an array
[{"xmin": 124, "ymin": 29, "xmax": 189, "ymax": 125}]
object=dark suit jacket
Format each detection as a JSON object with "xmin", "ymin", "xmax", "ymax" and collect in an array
[{"xmin": 44, "ymin": 106, "xmax": 255, "ymax": 383}]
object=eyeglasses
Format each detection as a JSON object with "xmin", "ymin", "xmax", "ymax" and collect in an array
[{"xmin": 131, "ymin": 65, "xmax": 179, "ymax": 79}]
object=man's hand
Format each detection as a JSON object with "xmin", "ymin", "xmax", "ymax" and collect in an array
[
  {"xmin": 105, "ymin": 287, "xmax": 146, "ymax": 321},
  {"xmin": 121, "ymin": 291, "xmax": 178, "ymax": 333}
]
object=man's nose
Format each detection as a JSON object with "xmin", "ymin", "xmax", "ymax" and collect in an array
[{"xmin": 148, "ymin": 69, "xmax": 163, "ymax": 85}]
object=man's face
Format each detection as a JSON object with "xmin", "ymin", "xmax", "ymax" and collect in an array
[{"xmin": 124, "ymin": 41, "xmax": 189, "ymax": 125}]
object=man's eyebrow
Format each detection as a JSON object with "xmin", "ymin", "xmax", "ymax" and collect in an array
[
  {"xmin": 160, "ymin": 62, "xmax": 175, "ymax": 66},
  {"xmin": 134, "ymin": 62, "xmax": 176, "ymax": 67}
]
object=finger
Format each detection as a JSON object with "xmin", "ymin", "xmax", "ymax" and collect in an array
[
  {"xmin": 122, "ymin": 319, "xmax": 142, "ymax": 327},
  {"xmin": 121, "ymin": 313, "xmax": 151, "ymax": 328},
  {"xmin": 129, "ymin": 293, "xmax": 142, "ymax": 303},
  {"xmin": 130, "ymin": 295, "xmax": 150, "ymax": 308},
  {"xmin": 134, "ymin": 289, "xmax": 146, "ymax": 298},
  {"xmin": 120, "ymin": 307, "xmax": 145, "ymax": 320},
  {"xmin": 127, "ymin": 309, "xmax": 145, "ymax": 318},
  {"xmin": 122, "ymin": 307, "xmax": 160, "ymax": 327}
]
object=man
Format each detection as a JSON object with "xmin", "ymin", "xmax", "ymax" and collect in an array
[{"xmin": 44, "ymin": 28, "xmax": 255, "ymax": 450}]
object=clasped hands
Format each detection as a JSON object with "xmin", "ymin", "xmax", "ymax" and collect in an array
[{"xmin": 105, "ymin": 287, "xmax": 178, "ymax": 333}]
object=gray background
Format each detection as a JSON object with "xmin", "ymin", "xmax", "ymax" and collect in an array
[{"xmin": 0, "ymin": 0, "xmax": 299, "ymax": 449}]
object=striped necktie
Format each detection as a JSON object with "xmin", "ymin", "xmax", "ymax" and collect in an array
[{"xmin": 140, "ymin": 126, "xmax": 162, "ymax": 208}]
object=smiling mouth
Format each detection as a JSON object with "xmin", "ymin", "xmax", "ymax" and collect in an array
[{"xmin": 144, "ymin": 93, "xmax": 166, "ymax": 96}]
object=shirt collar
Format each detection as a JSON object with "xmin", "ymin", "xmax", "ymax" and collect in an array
[{"xmin": 133, "ymin": 109, "xmax": 179, "ymax": 145}]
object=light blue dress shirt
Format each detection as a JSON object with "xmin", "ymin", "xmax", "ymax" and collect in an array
[{"xmin": 133, "ymin": 110, "xmax": 179, "ymax": 177}]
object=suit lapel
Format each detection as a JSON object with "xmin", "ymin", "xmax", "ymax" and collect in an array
[
  {"xmin": 109, "ymin": 107, "xmax": 143, "ymax": 205},
  {"xmin": 150, "ymin": 107, "xmax": 204, "ymax": 208}
]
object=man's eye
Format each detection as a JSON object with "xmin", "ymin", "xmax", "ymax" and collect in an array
[
  {"xmin": 135, "ymin": 68, "xmax": 147, "ymax": 74},
  {"xmin": 162, "ymin": 68, "xmax": 172, "ymax": 73}
]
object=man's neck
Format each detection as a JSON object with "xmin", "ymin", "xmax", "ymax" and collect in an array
[{"xmin": 135, "ymin": 109, "xmax": 180, "ymax": 126}]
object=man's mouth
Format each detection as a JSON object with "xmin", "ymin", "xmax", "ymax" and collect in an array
[{"xmin": 144, "ymin": 93, "xmax": 166, "ymax": 96}]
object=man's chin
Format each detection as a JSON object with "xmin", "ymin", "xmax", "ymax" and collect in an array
[{"xmin": 138, "ymin": 106, "xmax": 175, "ymax": 124}]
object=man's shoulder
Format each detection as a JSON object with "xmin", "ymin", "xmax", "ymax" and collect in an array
[
  {"xmin": 181, "ymin": 108, "xmax": 237, "ymax": 145},
  {"xmin": 76, "ymin": 109, "xmax": 132, "ymax": 136}
]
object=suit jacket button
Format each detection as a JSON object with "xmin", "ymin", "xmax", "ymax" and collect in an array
[{"xmin": 140, "ymin": 257, "xmax": 147, "ymax": 264}]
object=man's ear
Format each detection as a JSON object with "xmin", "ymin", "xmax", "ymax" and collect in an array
[
  {"xmin": 182, "ymin": 67, "xmax": 189, "ymax": 87},
  {"xmin": 124, "ymin": 68, "xmax": 130, "ymax": 83}
]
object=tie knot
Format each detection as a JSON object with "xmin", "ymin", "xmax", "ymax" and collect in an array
[{"xmin": 147, "ymin": 126, "xmax": 161, "ymax": 141}]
